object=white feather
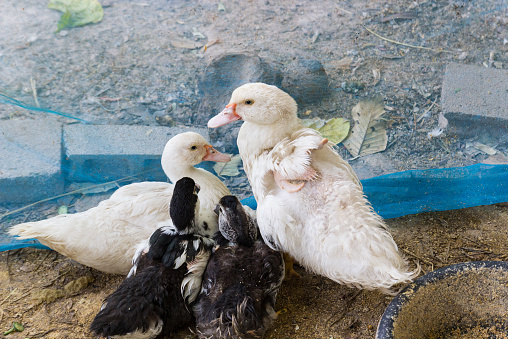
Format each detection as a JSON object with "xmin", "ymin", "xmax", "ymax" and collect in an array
[
  {"xmin": 109, "ymin": 320, "xmax": 163, "ymax": 339},
  {"xmin": 181, "ymin": 249, "xmax": 211, "ymax": 303}
]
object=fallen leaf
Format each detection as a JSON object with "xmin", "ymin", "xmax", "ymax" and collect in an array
[
  {"xmin": 372, "ymin": 69, "xmax": 381, "ymax": 86},
  {"xmin": 213, "ymin": 154, "xmax": 241, "ymax": 176},
  {"xmin": 469, "ymin": 142, "xmax": 498, "ymax": 155},
  {"xmin": 317, "ymin": 118, "xmax": 350, "ymax": 144},
  {"xmin": 343, "ymin": 96, "xmax": 387, "ymax": 157},
  {"xmin": 301, "ymin": 118, "xmax": 350, "ymax": 145},
  {"xmin": 58, "ymin": 205, "xmax": 68, "ymax": 215},
  {"xmin": 48, "ymin": 0, "xmax": 104, "ymax": 32},
  {"xmin": 482, "ymin": 152, "xmax": 508, "ymax": 164},
  {"xmin": 56, "ymin": 9, "xmax": 72, "ymax": 32},
  {"xmin": 380, "ymin": 11, "xmax": 417, "ymax": 23},
  {"xmin": 170, "ymin": 37, "xmax": 204, "ymax": 49},
  {"xmin": 301, "ymin": 117, "xmax": 325, "ymax": 130}
]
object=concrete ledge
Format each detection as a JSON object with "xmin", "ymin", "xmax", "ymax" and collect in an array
[
  {"xmin": 441, "ymin": 63, "xmax": 508, "ymax": 141},
  {"xmin": 63, "ymin": 125, "xmax": 210, "ymax": 182},
  {"xmin": 0, "ymin": 119, "xmax": 64, "ymax": 204}
]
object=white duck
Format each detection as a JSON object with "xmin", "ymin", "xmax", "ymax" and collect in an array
[
  {"xmin": 208, "ymin": 83, "xmax": 419, "ymax": 293},
  {"xmin": 9, "ymin": 132, "xmax": 231, "ymax": 275}
]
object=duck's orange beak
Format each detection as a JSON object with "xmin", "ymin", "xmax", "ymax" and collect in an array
[
  {"xmin": 202, "ymin": 144, "xmax": 231, "ymax": 162},
  {"xmin": 207, "ymin": 103, "xmax": 241, "ymax": 128}
]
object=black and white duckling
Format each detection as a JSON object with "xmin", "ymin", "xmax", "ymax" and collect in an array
[
  {"xmin": 90, "ymin": 177, "xmax": 216, "ymax": 339},
  {"xmin": 194, "ymin": 195, "xmax": 285, "ymax": 339}
]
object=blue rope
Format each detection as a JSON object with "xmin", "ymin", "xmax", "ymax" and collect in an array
[{"xmin": 0, "ymin": 93, "xmax": 92, "ymax": 124}]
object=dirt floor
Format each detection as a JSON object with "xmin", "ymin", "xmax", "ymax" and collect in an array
[
  {"xmin": 0, "ymin": 202, "xmax": 507, "ymax": 338},
  {"xmin": 1, "ymin": 0, "xmax": 507, "ymax": 168},
  {"xmin": 1, "ymin": 0, "xmax": 508, "ymax": 338}
]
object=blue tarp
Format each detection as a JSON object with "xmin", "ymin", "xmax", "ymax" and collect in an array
[{"xmin": 1, "ymin": 163, "xmax": 507, "ymax": 252}]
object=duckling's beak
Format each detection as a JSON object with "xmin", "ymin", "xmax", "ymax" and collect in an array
[
  {"xmin": 194, "ymin": 183, "xmax": 201, "ymax": 195},
  {"xmin": 213, "ymin": 204, "xmax": 220, "ymax": 216},
  {"xmin": 202, "ymin": 145, "xmax": 231, "ymax": 162},
  {"xmin": 207, "ymin": 103, "xmax": 241, "ymax": 128}
]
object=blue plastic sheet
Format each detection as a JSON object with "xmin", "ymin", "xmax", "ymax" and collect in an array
[{"xmin": 1, "ymin": 163, "xmax": 507, "ymax": 252}]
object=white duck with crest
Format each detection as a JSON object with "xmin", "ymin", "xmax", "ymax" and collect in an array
[
  {"xmin": 9, "ymin": 132, "xmax": 231, "ymax": 275},
  {"xmin": 208, "ymin": 83, "xmax": 419, "ymax": 293}
]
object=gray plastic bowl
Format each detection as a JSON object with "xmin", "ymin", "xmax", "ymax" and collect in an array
[{"xmin": 376, "ymin": 261, "xmax": 508, "ymax": 339}]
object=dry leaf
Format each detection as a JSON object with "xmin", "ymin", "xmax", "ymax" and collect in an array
[
  {"xmin": 213, "ymin": 154, "xmax": 241, "ymax": 176},
  {"xmin": 469, "ymin": 142, "xmax": 498, "ymax": 155},
  {"xmin": 482, "ymin": 152, "xmax": 508, "ymax": 164},
  {"xmin": 372, "ymin": 69, "xmax": 381, "ymax": 86},
  {"xmin": 343, "ymin": 96, "xmax": 387, "ymax": 157}
]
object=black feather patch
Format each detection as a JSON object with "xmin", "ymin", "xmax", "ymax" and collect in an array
[
  {"xmin": 170, "ymin": 177, "xmax": 198, "ymax": 231},
  {"xmin": 213, "ymin": 231, "xmax": 230, "ymax": 247},
  {"xmin": 90, "ymin": 264, "xmax": 192, "ymax": 337},
  {"xmin": 218, "ymin": 195, "xmax": 257, "ymax": 247},
  {"xmin": 194, "ymin": 197, "xmax": 284, "ymax": 339}
]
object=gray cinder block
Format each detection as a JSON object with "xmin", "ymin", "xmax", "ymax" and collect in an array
[
  {"xmin": 0, "ymin": 118, "xmax": 64, "ymax": 204},
  {"xmin": 63, "ymin": 125, "xmax": 211, "ymax": 182},
  {"xmin": 441, "ymin": 62, "xmax": 508, "ymax": 141}
]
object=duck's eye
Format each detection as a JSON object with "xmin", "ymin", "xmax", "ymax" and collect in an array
[
  {"xmin": 245, "ymin": 99, "xmax": 254, "ymax": 105},
  {"xmin": 190, "ymin": 145, "xmax": 197, "ymax": 150}
]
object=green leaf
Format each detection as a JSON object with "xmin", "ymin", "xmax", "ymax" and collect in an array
[
  {"xmin": 56, "ymin": 9, "xmax": 72, "ymax": 33},
  {"xmin": 213, "ymin": 154, "xmax": 241, "ymax": 177},
  {"xmin": 48, "ymin": 0, "xmax": 104, "ymax": 32},
  {"xmin": 300, "ymin": 117, "xmax": 325, "ymax": 130},
  {"xmin": 301, "ymin": 117, "xmax": 350, "ymax": 145},
  {"xmin": 317, "ymin": 118, "xmax": 350, "ymax": 144},
  {"xmin": 58, "ymin": 205, "xmax": 68, "ymax": 215},
  {"xmin": 12, "ymin": 323, "xmax": 24, "ymax": 332}
]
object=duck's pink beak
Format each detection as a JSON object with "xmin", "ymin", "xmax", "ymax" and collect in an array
[
  {"xmin": 202, "ymin": 144, "xmax": 231, "ymax": 162},
  {"xmin": 208, "ymin": 103, "xmax": 241, "ymax": 128}
]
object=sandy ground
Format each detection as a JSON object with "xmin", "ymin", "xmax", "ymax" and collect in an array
[{"xmin": 1, "ymin": 202, "xmax": 507, "ymax": 338}]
